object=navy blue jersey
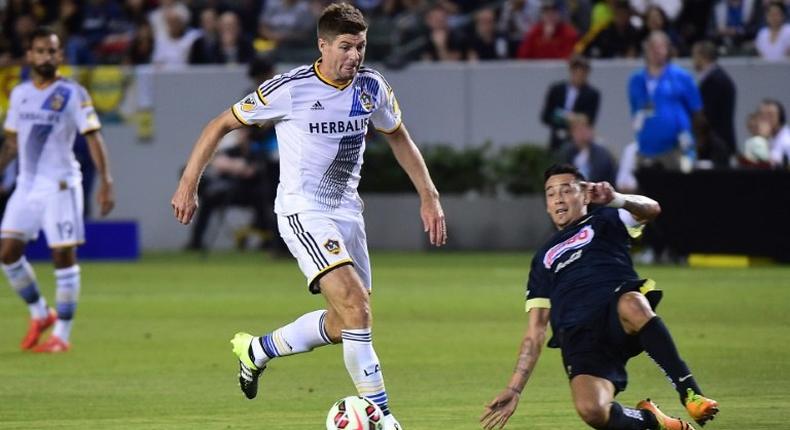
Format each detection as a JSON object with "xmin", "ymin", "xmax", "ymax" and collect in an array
[{"xmin": 526, "ymin": 207, "xmax": 641, "ymax": 332}]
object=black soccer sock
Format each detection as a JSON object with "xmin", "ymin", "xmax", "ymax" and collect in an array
[
  {"xmin": 606, "ymin": 402, "xmax": 658, "ymax": 430},
  {"xmin": 638, "ymin": 316, "xmax": 703, "ymax": 405}
]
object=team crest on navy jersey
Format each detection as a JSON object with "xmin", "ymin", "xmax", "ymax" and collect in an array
[{"xmin": 324, "ymin": 239, "xmax": 341, "ymax": 255}]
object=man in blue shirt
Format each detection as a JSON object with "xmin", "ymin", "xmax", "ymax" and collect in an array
[
  {"xmin": 481, "ymin": 164, "xmax": 719, "ymax": 430},
  {"xmin": 628, "ymin": 31, "xmax": 703, "ymax": 171}
]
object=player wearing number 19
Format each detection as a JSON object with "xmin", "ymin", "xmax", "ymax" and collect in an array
[
  {"xmin": 0, "ymin": 28, "xmax": 115, "ymax": 353},
  {"xmin": 171, "ymin": 4, "xmax": 446, "ymax": 429}
]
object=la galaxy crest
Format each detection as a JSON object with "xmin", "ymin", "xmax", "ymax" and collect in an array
[
  {"xmin": 358, "ymin": 89, "xmax": 374, "ymax": 112},
  {"xmin": 240, "ymin": 96, "xmax": 256, "ymax": 112},
  {"xmin": 43, "ymin": 86, "xmax": 71, "ymax": 112},
  {"xmin": 324, "ymin": 239, "xmax": 341, "ymax": 255}
]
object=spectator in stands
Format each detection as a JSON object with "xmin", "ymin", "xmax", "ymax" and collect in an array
[
  {"xmin": 755, "ymin": 1, "xmax": 790, "ymax": 61},
  {"xmin": 418, "ymin": 4, "xmax": 466, "ymax": 61},
  {"xmin": 741, "ymin": 111, "xmax": 772, "ymax": 166},
  {"xmin": 560, "ymin": 113, "xmax": 617, "ymax": 183},
  {"xmin": 628, "ymin": 31, "xmax": 702, "ymax": 171},
  {"xmin": 629, "ymin": 0, "xmax": 682, "ymax": 21},
  {"xmin": 583, "ymin": 0, "xmax": 640, "ymax": 58},
  {"xmin": 638, "ymin": 5, "xmax": 684, "ymax": 56},
  {"xmin": 188, "ymin": 8, "xmax": 219, "ymax": 64},
  {"xmin": 760, "ymin": 99, "xmax": 790, "ymax": 167},
  {"xmin": 124, "ymin": 19, "xmax": 154, "ymax": 64},
  {"xmin": 149, "ymin": 0, "xmax": 183, "ymax": 41},
  {"xmin": 567, "ymin": 0, "xmax": 593, "ymax": 36},
  {"xmin": 151, "ymin": 3, "xmax": 200, "ymax": 68},
  {"xmin": 692, "ymin": 40, "xmax": 736, "ymax": 159},
  {"xmin": 8, "ymin": 14, "xmax": 36, "ymax": 60},
  {"xmin": 516, "ymin": 0, "xmax": 578, "ymax": 59},
  {"xmin": 191, "ymin": 10, "xmax": 254, "ymax": 64},
  {"xmin": 498, "ymin": 0, "xmax": 542, "ymax": 57},
  {"xmin": 540, "ymin": 55, "xmax": 600, "ymax": 152},
  {"xmin": 710, "ymin": 0, "xmax": 763, "ymax": 54},
  {"xmin": 257, "ymin": 0, "xmax": 314, "ymax": 45},
  {"xmin": 467, "ymin": 7, "xmax": 507, "ymax": 60}
]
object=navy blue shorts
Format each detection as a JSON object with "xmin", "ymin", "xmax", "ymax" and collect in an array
[{"xmin": 555, "ymin": 281, "xmax": 662, "ymax": 393}]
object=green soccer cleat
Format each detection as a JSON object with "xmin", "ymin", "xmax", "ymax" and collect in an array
[{"xmin": 231, "ymin": 332, "xmax": 265, "ymax": 399}]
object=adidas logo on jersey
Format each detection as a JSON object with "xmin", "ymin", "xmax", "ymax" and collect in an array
[{"xmin": 311, "ymin": 101, "xmax": 324, "ymax": 110}]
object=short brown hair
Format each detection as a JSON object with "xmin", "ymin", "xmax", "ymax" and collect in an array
[{"xmin": 317, "ymin": 3, "xmax": 368, "ymax": 41}]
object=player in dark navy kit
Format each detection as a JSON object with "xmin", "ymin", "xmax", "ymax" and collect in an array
[{"xmin": 481, "ymin": 164, "xmax": 719, "ymax": 430}]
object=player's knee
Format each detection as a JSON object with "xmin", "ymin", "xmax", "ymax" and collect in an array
[
  {"xmin": 0, "ymin": 244, "xmax": 23, "ymax": 265},
  {"xmin": 618, "ymin": 292, "xmax": 654, "ymax": 331},
  {"xmin": 574, "ymin": 401, "xmax": 609, "ymax": 429}
]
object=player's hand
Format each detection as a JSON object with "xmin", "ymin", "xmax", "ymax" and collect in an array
[
  {"xmin": 97, "ymin": 180, "xmax": 115, "ymax": 216},
  {"xmin": 420, "ymin": 197, "xmax": 446, "ymax": 247},
  {"xmin": 171, "ymin": 181, "xmax": 198, "ymax": 225},
  {"xmin": 582, "ymin": 181, "xmax": 616, "ymax": 206},
  {"xmin": 480, "ymin": 388, "xmax": 520, "ymax": 430}
]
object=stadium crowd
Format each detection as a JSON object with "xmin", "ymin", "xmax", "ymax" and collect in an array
[{"xmin": 0, "ymin": 0, "xmax": 789, "ymax": 66}]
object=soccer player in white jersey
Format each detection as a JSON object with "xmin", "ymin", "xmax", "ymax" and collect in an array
[
  {"xmin": 0, "ymin": 28, "xmax": 115, "ymax": 353},
  {"xmin": 171, "ymin": 4, "xmax": 445, "ymax": 428}
]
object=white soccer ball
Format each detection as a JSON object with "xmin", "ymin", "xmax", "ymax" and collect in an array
[{"xmin": 326, "ymin": 396, "xmax": 384, "ymax": 430}]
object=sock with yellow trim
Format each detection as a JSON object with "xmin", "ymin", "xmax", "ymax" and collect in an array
[
  {"xmin": 342, "ymin": 328, "xmax": 391, "ymax": 416},
  {"xmin": 249, "ymin": 310, "xmax": 332, "ymax": 368}
]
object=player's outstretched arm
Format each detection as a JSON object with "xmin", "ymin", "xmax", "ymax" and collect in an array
[
  {"xmin": 582, "ymin": 181, "xmax": 661, "ymax": 223},
  {"xmin": 171, "ymin": 109, "xmax": 244, "ymax": 225},
  {"xmin": 0, "ymin": 131, "xmax": 18, "ymax": 175},
  {"xmin": 381, "ymin": 124, "xmax": 446, "ymax": 246},
  {"xmin": 85, "ymin": 130, "xmax": 115, "ymax": 216},
  {"xmin": 481, "ymin": 307, "xmax": 550, "ymax": 430}
]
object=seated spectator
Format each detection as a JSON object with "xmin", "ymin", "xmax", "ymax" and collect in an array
[
  {"xmin": 584, "ymin": 0, "xmax": 640, "ymax": 58},
  {"xmin": 516, "ymin": 0, "xmax": 578, "ymax": 59},
  {"xmin": 467, "ymin": 7, "xmax": 507, "ymax": 61},
  {"xmin": 760, "ymin": 99, "xmax": 790, "ymax": 167},
  {"xmin": 560, "ymin": 113, "xmax": 617, "ymax": 183},
  {"xmin": 710, "ymin": 0, "xmax": 763, "ymax": 53},
  {"xmin": 629, "ymin": 0, "xmax": 682, "ymax": 21},
  {"xmin": 417, "ymin": 4, "xmax": 466, "ymax": 61},
  {"xmin": 498, "ymin": 0, "xmax": 542, "ymax": 56},
  {"xmin": 755, "ymin": 1, "xmax": 790, "ymax": 62},
  {"xmin": 80, "ymin": 0, "xmax": 130, "ymax": 63},
  {"xmin": 188, "ymin": 8, "xmax": 219, "ymax": 64},
  {"xmin": 741, "ymin": 111, "xmax": 772, "ymax": 166},
  {"xmin": 638, "ymin": 5, "xmax": 684, "ymax": 56},
  {"xmin": 540, "ymin": 55, "xmax": 600, "ymax": 152},
  {"xmin": 191, "ymin": 10, "xmax": 254, "ymax": 64},
  {"xmin": 151, "ymin": 3, "xmax": 201, "ymax": 68},
  {"xmin": 258, "ymin": 0, "xmax": 314, "ymax": 45},
  {"xmin": 124, "ymin": 19, "xmax": 154, "ymax": 64}
]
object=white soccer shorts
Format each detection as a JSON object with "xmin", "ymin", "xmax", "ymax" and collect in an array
[
  {"xmin": 1, "ymin": 182, "xmax": 85, "ymax": 248},
  {"xmin": 278, "ymin": 211, "xmax": 371, "ymax": 294}
]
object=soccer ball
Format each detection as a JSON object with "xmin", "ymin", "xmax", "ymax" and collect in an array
[{"xmin": 326, "ymin": 396, "xmax": 383, "ymax": 430}]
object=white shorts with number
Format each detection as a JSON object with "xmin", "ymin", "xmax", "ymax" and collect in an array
[
  {"xmin": 278, "ymin": 211, "xmax": 371, "ymax": 294},
  {"xmin": 1, "ymin": 182, "xmax": 85, "ymax": 248}
]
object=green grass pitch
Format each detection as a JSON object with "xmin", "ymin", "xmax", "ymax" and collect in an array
[{"xmin": 0, "ymin": 252, "xmax": 788, "ymax": 429}]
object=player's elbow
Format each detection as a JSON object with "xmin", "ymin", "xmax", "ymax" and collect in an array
[{"xmin": 645, "ymin": 201, "xmax": 661, "ymax": 222}]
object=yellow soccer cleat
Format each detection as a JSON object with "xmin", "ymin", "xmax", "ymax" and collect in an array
[{"xmin": 231, "ymin": 332, "xmax": 265, "ymax": 399}]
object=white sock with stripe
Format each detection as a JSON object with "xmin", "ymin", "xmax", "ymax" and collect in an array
[
  {"xmin": 342, "ymin": 328, "xmax": 391, "ymax": 416},
  {"xmin": 250, "ymin": 310, "xmax": 332, "ymax": 368},
  {"xmin": 2, "ymin": 257, "xmax": 48, "ymax": 319},
  {"xmin": 53, "ymin": 265, "xmax": 80, "ymax": 342}
]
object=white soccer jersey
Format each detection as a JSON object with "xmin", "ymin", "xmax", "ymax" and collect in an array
[
  {"xmin": 3, "ymin": 78, "xmax": 101, "ymax": 190},
  {"xmin": 232, "ymin": 60, "xmax": 402, "ymax": 215}
]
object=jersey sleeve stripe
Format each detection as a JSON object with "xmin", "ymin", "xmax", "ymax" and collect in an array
[
  {"xmin": 230, "ymin": 104, "xmax": 250, "ymax": 125},
  {"xmin": 259, "ymin": 67, "xmax": 311, "ymax": 94},
  {"xmin": 255, "ymin": 87, "xmax": 269, "ymax": 105},
  {"xmin": 525, "ymin": 298, "xmax": 551, "ymax": 313},
  {"xmin": 261, "ymin": 71, "xmax": 315, "ymax": 99},
  {"xmin": 375, "ymin": 120, "xmax": 402, "ymax": 135}
]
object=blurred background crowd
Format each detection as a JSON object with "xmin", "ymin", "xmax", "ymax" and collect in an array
[{"xmin": 0, "ymin": 0, "xmax": 789, "ymax": 67}]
